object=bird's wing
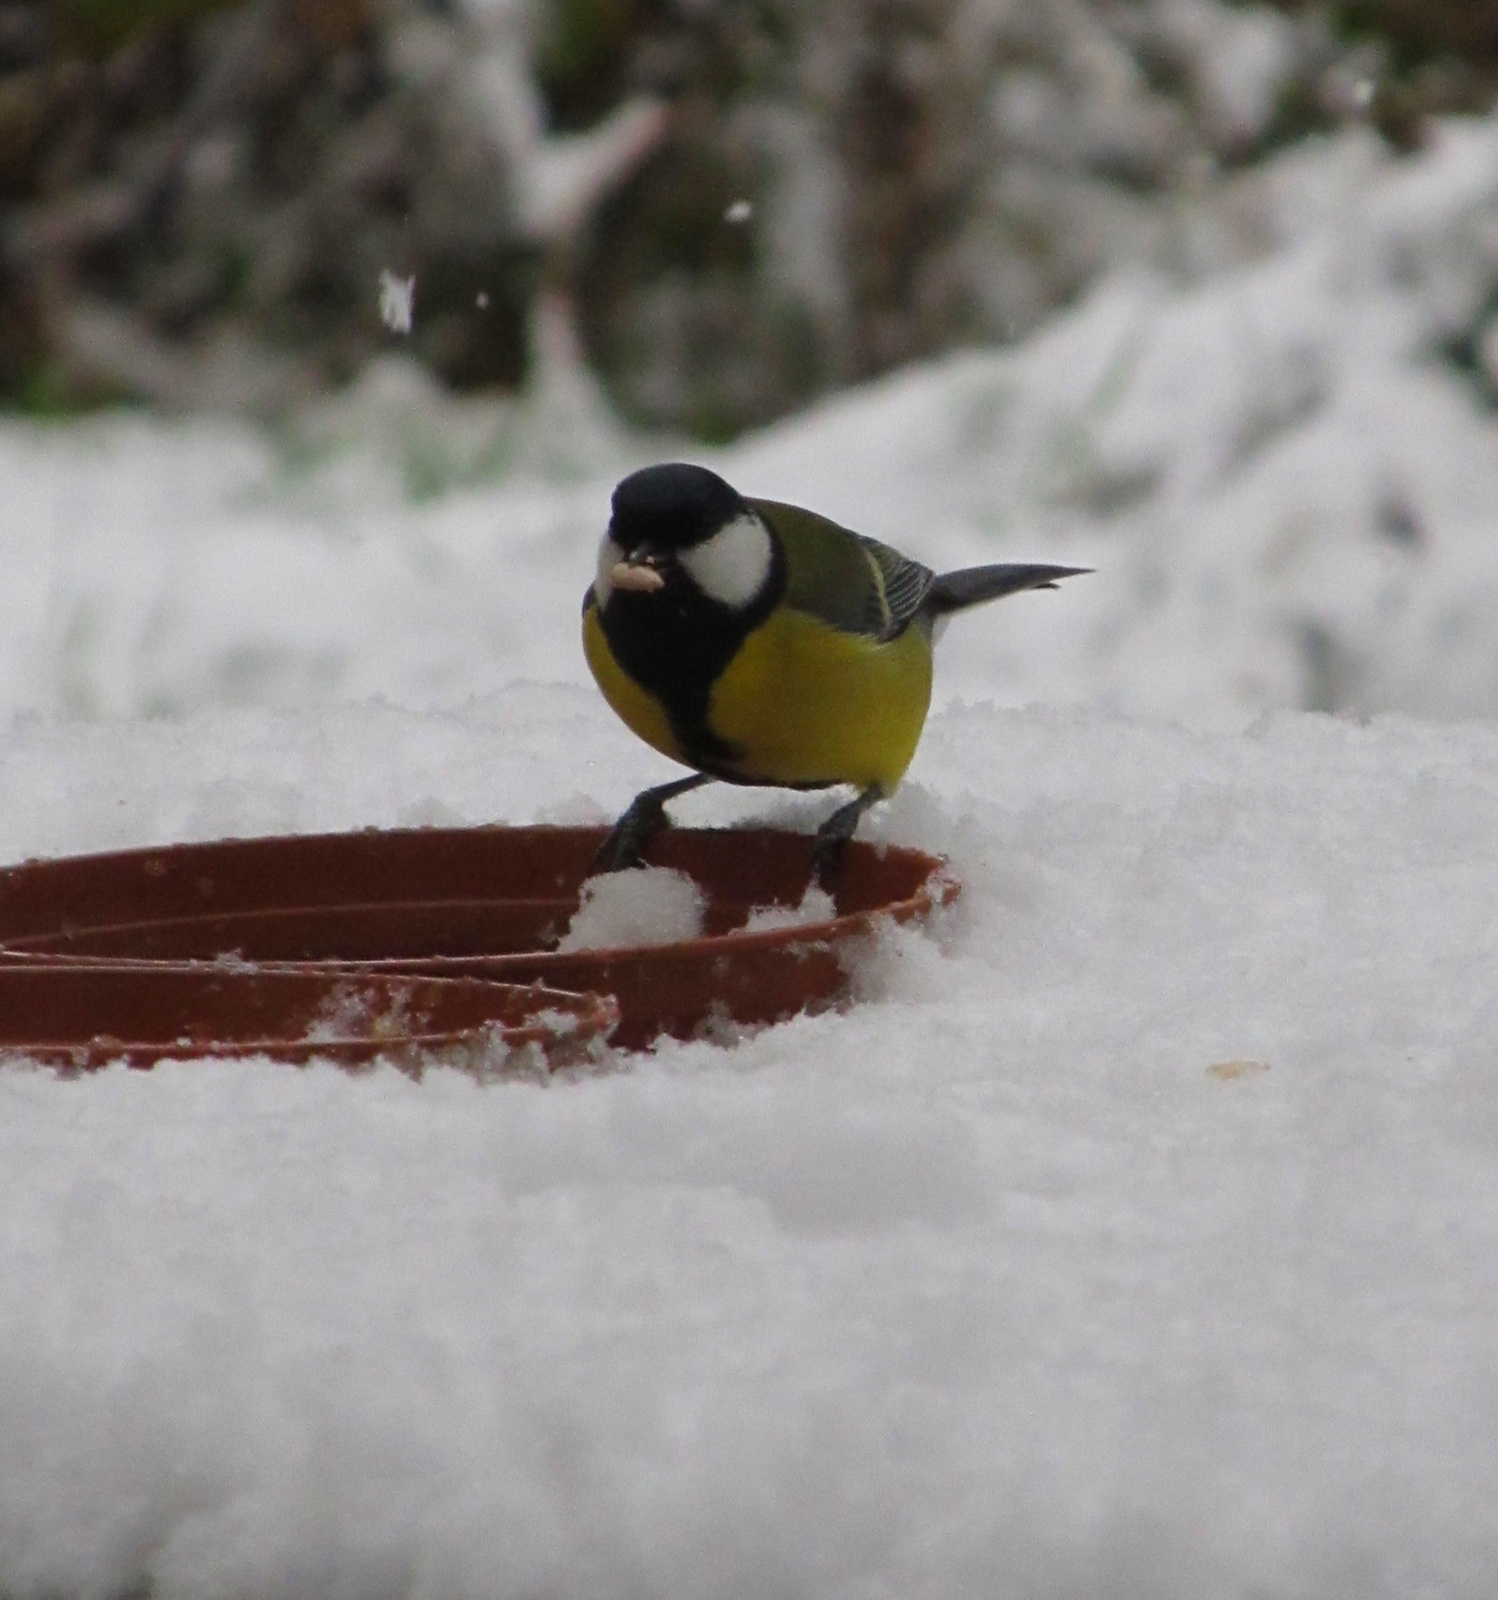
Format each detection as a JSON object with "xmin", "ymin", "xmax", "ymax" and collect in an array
[
  {"xmin": 751, "ymin": 500, "xmax": 935, "ymax": 642},
  {"xmin": 856, "ymin": 534, "xmax": 937, "ymax": 640}
]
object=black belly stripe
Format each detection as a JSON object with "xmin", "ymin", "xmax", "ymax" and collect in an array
[
  {"xmin": 591, "ymin": 531, "xmax": 788, "ymax": 778},
  {"xmin": 595, "ymin": 587, "xmax": 746, "ymax": 770}
]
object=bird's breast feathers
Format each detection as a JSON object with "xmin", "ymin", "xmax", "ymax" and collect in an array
[
  {"xmin": 705, "ymin": 603, "xmax": 933, "ymax": 790},
  {"xmin": 583, "ymin": 593, "xmax": 932, "ymax": 790}
]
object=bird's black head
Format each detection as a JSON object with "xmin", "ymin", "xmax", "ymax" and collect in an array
[
  {"xmin": 587, "ymin": 462, "xmax": 785, "ymax": 772},
  {"xmin": 608, "ymin": 463, "xmax": 748, "ymax": 556},
  {"xmin": 596, "ymin": 461, "xmax": 780, "ymax": 617}
]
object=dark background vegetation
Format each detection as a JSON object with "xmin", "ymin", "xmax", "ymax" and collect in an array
[{"xmin": 3, "ymin": 0, "xmax": 1497, "ymax": 439}]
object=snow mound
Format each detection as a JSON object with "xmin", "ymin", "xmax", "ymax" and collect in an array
[
  {"xmin": 557, "ymin": 865, "xmax": 707, "ymax": 951},
  {"xmin": 743, "ymin": 882, "xmax": 837, "ymax": 932}
]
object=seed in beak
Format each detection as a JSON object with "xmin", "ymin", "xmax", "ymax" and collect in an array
[{"xmin": 610, "ymin": 561, "xmax": 666, "ymax": 593}]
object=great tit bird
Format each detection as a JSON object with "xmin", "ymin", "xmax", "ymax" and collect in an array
[{"xmin": 583, "ymin": 462, "xmax": 1088, "ymax": 878}]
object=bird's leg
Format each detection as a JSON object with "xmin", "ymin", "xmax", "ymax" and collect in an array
[
  {"xmin": 811, "ymin": 784, "xmax": 885, "ymax": 886},
  {"xmin": 594, "ymin": 773, "xmax": 715, "ymax": 871}
]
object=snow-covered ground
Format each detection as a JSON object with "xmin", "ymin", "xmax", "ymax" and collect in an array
[
  {"xmin": 6, "ymin": 695, "xmax": 1498, "ymax": 1597},
  {"xmin": 5, "ymin": 120, "xmax": 1498, "ymax": 1598}
]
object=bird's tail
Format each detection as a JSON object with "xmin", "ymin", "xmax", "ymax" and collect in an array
[{"xmin": 927, "ymin": 563, "xmax": 1090, "ymax": 616}]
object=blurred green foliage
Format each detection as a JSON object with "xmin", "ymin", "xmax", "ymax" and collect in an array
[
  {"xmin": 536, "ymin": 0, "xmax": 651, "ymax": 130},
  {"xmin": 1326, "ymin": 0, "xmax": 1498, "ymax": 65},
  {"xmin": 575, "ymin": 127, "xmax": 824, "ymax": 440},
  {"xmin": 58, "ymin": 0, "xmax": 245, "ymax": 54},
  {"xmin": 1267, "ymin": 0, "xmax": 1498, "ymax": 145},
  {"xmin": 16, "ymin": 0, "xmax": 1498, "ymax": 433}
]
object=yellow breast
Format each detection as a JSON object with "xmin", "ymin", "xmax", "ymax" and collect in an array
[{"xmin": 707, "ymin": 607, "xmax": 933, "ymax": 789}]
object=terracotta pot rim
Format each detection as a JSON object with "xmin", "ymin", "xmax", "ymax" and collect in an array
[{"xmin": 0, "ymin": 825, "xmax": 957, "ymax": 1055}]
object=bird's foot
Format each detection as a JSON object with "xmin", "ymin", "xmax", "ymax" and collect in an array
[
  {"xmin": 810, "ymin": 785, "xmax": 884, "ymax": 889},
  {"xmin": 810, "ymin": 830, "xmax": 848, "ymax": 888},
  {"xmin": 593, "ymin": 774, "xmax": 713, "ymax": 873},
  {"xmin": 594, "ymin": 794, "xmax": 668, "ymax": 872}
]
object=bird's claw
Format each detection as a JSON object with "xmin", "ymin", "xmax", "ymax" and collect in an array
[
  {"xmin": 594, "ymin": 775, "xmax": 711, "ymax": 872},
  {"xmin": 592, "ymin": 798, "xmax": 666, "ymax": 872},
  {"xmin": 810, "ymin": 830, "xmax": 847, "ymax": 889}
]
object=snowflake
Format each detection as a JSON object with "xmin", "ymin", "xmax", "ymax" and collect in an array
[{"xmin": 378, "ymin": 270, "xmax": 415, "ymax": 335}]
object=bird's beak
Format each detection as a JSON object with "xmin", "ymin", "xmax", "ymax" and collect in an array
[{"xmin": 610, "ymin": 558, "xmax": 667, "ymax": 593}]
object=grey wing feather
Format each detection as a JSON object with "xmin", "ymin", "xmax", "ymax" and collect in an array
[{"xmin": 857, "ymin": 536, "xmax": 937, "ymax": 641}]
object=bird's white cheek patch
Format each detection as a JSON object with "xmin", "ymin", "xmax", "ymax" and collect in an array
[
  {"xmin": 679, "ymin": 513, "xmax": 773, "ymax": 610},
  {"xmin": 594, "ymin": 536, "xmax": 625, "ymax": 605}
]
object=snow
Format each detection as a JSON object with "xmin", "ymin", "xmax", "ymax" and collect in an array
[
  {"xmin": 378, "ymin": 271, "xmax": 416, "ymax": 337},
  {"xmin": 557, "ymin": 866, "xmax": 707, "ymax": 952},
  {"xmin": 5, "ymin": 118, "xmax": 1498, "ymax": 1596},
  {"xmin": 743, "ymin": 883, "xmax": 838, "ymax": 933},
  {"xmin": 5, "ymin": 696, "xmax": 1498, "ymax": 1595}
]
